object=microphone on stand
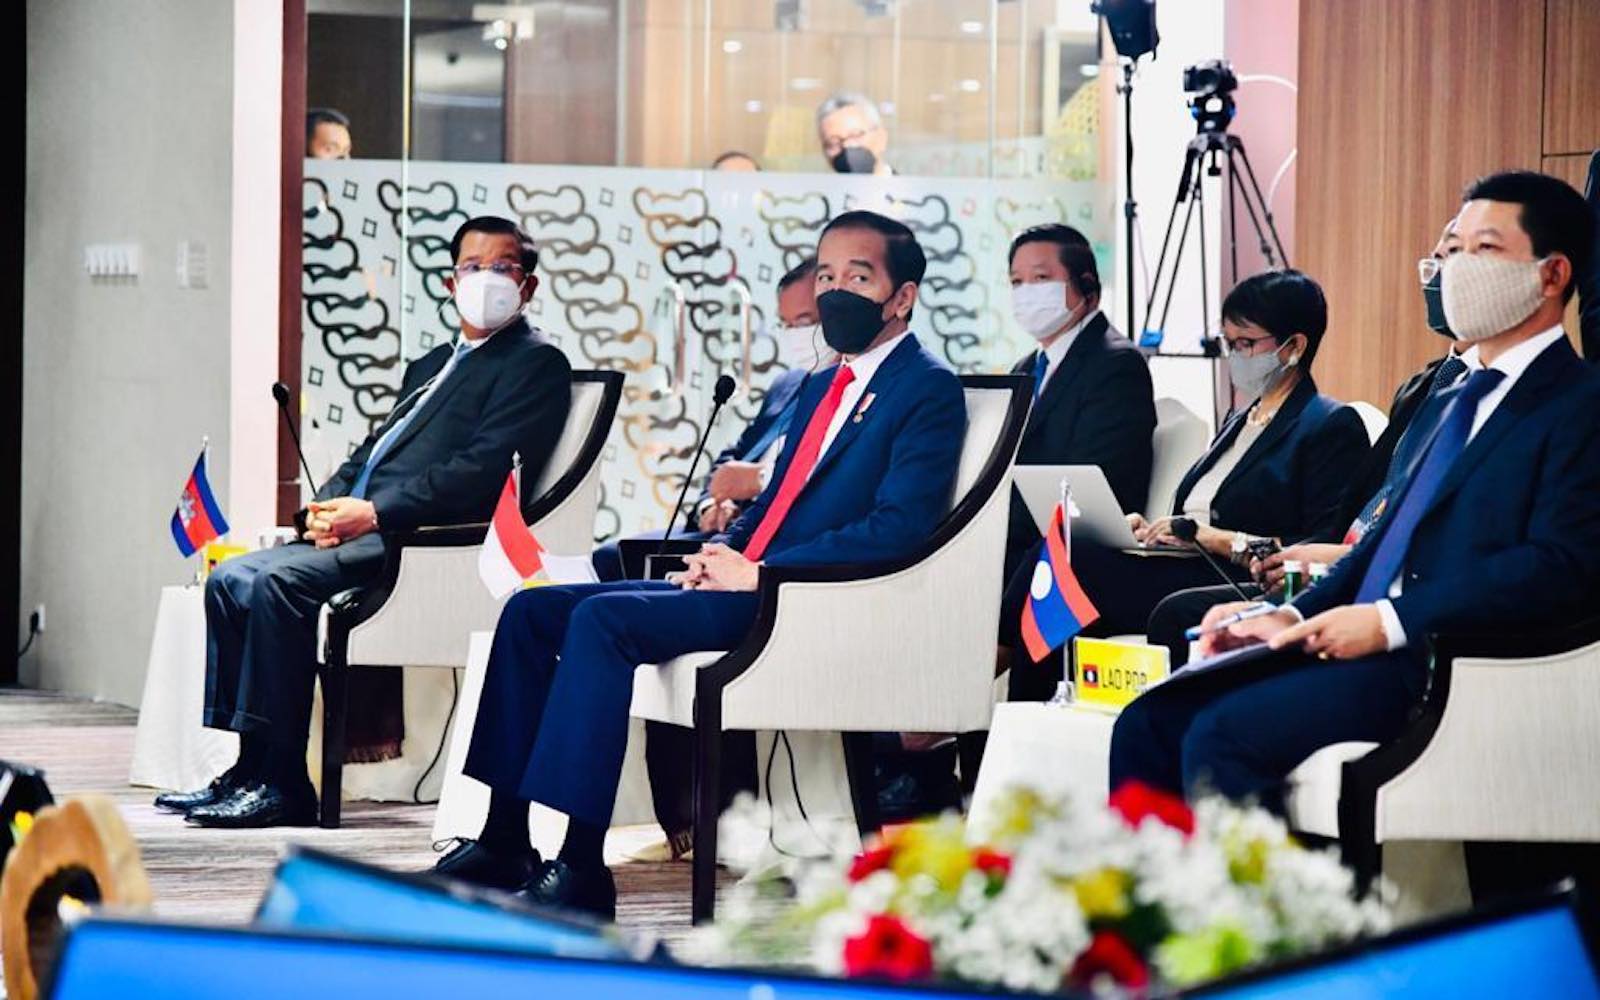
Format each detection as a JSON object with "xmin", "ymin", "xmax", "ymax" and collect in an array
[
  {"xmin": 272, "ymin": 382, "xmax": 322, "ymax": 498},
  {"xmin": 659, "ymin": 373, "xmax": 738, "ymax": 555},
  {"xmin": 1169, "ymin": 517, "xmax": 1256, "ymax": 603}
]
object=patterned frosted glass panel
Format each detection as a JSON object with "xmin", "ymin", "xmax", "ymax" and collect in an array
[{"xmin": 303, "ymin": 160, "xmax": 1103, "ymax": 541}]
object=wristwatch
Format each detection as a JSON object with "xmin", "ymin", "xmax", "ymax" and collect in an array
[{"xmin": 1230, "ymin": 531, "xmax": 1255, "ymax": 562}]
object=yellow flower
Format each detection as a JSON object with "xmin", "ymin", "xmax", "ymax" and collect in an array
[
  {"xmin": 1225, "ymin": 833, "xmax": 1271, "ymax": 885},
  {"xmin": 985, "ymin": 787, "xmax": 1061, "ymax": 848},
  {"xmin": 1071, "ymin": 867, "xmax": 1132, "ymax": 920},
  {"xmin": 890, "ymin": 818, "xmax": 973, "ymax": 892}
]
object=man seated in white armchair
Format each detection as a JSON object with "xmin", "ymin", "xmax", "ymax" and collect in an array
[{"xmin": 429, "ymin": 210, "xmax": 967, "ymax": 919}]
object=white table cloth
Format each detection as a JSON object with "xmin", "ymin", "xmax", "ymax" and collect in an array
[{"xmin": 968, "ymin": 701, "xmax": 1116, "ymax": 838}]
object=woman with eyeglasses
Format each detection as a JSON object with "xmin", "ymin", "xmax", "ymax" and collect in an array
[{"xmin": 999, "ymin": 269, "xmax": 1371, "ymax": 686}]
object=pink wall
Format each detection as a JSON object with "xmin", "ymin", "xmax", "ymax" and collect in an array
[{"xmin": 1222, "ymin": 0, "xmax": 1298, "ymax": 288}]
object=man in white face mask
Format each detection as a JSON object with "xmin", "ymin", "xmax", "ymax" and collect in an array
[
  {"xmin": 1116, "ymin": 171, "xmax": 1600, "ymax": 820},
  {"xmin": 170, "ymin": 216, "xmax": 573, "ymax": 828},
  {"xmin": 999, "ymin": 224, "xmax": 1156, "ymax": 699}
]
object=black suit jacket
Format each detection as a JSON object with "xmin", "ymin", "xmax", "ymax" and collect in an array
[
  {"xmin": 1170, "ymin": 376, "xmax": 1370, "ymax": 544},
  {"xmin": 1007, "ymin": 313, "xmax": 1156, "ymax": 556},
  {"xmin": 1581, "ymin": 150, "xmax": 1599, "ymax": 362},
  {"xmin": 319, "ymin": 319, "xmax": 573, "ymax": 531},
  {"xmin": 1335, "ymin": 353, "xmax": 1451, "ymax": 530},
  {"xmin": 1298, "ymin": 337, "xmax": 1600, "ymax": 656}
]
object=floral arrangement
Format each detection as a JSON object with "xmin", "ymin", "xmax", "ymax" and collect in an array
[{"xmin": 695, "ymin": 782, "xmax": 1390, "ymax": 995}]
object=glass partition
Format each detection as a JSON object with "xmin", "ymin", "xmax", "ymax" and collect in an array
[{"xmin": 302, "ymin": 0, "xmax": 1110, "ymax": 542}]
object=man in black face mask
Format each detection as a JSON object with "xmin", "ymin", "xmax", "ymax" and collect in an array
[
  {"xmin": 431, "ymin": 210, "xmax": 966, "ymax": 919},
  {"xmin": 817, "ymin": 93, "xmax": 894, "ymax": 176},
  {"xmin": 1145, "ymin": 214, "xmax": 1474, "ymax": 665}
]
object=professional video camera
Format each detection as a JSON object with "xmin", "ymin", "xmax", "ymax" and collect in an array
[{"xmin": 1183, "ymin": 58, "xmax": 1238, "ymax": 136}]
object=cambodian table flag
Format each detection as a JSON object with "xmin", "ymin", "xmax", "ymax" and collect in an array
[
  {"xmin": 478, "ymin": 459, "xmax": 546, "ymax": 599},
  {"xmin": 170, "ymin": 442, "xmax": 230, "ymax": 557},
  {"xmin": 1019, "ymin": 499, "xmax": 1100, "ymax": 662}
]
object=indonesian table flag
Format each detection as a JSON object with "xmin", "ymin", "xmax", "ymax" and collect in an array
[{"xmin": 478, "ymin": 460, "xmax": 546, "ymax": 599}]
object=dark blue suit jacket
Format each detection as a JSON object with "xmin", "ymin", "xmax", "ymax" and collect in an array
[
  {"xmin": 1296, "ymin": 337, "xmax": 1600, "ymax": 652},
  {"xmin": 720, "ymin": 334, "xmax": 967, "ymax": 568},
  {"xmin": 319, "ymin": 319, "xmax": 572, "ymax": 531},
  {"xmin": 689, "ymin": 368, "xmax": 809, "ymax": 522},
  {"xmin": 1170, "ymin": 377, "xmax": 1370, "ymax": 544}
]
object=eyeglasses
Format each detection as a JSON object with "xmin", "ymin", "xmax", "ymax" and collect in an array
[
  {"xmin": 1222, "ymin": 334, "xmax": 1277, "ymax": 356},
  {"xmin": 455, "ymin": 261, "xmax": 526, "ymax": 279},
  {"xmin": 820, "ymin": 126, "xmax": 876, "ymax": 156},
  {"xmin": 1417, "ymin": 257, "xmax": 1442, "ymax": 285}
]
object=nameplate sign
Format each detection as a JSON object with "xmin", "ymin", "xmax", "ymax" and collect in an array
[{"xmin": 1072, "ymin": 638, "xmax": 1170, "ymax": 712}]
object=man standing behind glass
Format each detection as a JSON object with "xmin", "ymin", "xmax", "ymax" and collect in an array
[{"xmin": 817, "ymin": 93, "xmax": 893, "ymax": 176}]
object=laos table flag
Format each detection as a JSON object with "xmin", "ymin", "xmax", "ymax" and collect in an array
[
  {"xmin": 478, "ymin": 460, "xmax": 546, "ymax": 599},
  {"xmin": 171, "ymin": 442, "xmax": 230, "ymax": 557},
  {"xmin": 1020, "ymin": 500, "xmax": 1100, "ymax": 662}
]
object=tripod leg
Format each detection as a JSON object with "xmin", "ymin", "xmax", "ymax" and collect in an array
[
  {"xmin": 1196, "ymin": 157, "xmax": 1210, "ymax": 341},
  {"xmin": 1158, "ymin": 175, "xmax": 1201, "ymax": 335},
  {"xmin": 1226, "ymin": 152, "xmax": 1242, "ymax": 283},
  {"xmin": 1143, "ymin": 146, "xmax": 1201, "ymax": 327},
  {"xmin": 1232, "ymin": 140, "xmax": 1291, "ymax": 268}
]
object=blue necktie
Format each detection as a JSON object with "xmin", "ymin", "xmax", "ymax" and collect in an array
[
  {"xmin": 1428, "ymin": 353, "xmax": 1468, "ymax": 395},
  {"xmin": 1031, "ymin": 351, "xmax": 1050, "ymax": 400},
  {"xmin": 351, "ymin": 341, "xmax": 471, "ymax": 499},
  {"xmin": 1354, "ymin": 367, "xmax": 1506, "ymax": 602}
]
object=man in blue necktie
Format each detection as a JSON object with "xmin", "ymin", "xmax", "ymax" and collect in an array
[
  {"xmin": 1110, "ymin": 171, "xmax": 1600, "ymax": 813},
  {"xmin": 160, "ymin": 217, "xmax": 573, "ymax": 828}
]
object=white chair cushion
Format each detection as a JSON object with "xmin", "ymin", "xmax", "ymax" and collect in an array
[
  {"xmin": 1284, "ymin": 740, "xmax": 1379, "ymax": 838},
  {"xmin": 630, "ymin": 651, "xmax": 727, "ymax": 726}
]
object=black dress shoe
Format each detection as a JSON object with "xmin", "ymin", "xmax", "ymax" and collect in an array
[
  {"xmin": 185, "ymin": 782, "xmax": 317, "ymax": 828},
  {"xmin": 154, "ymin": 773, "xmax": 240, "ymax": 814},
  {"xmin": 429, "ymin": 839, "xmax": 540, "ymax": 891},
  {"xmin": 516, "ymin": 859, "xmax": 616, "ymax": 921}
]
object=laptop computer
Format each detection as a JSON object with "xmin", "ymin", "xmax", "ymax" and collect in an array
[{"xmin": 1012, "ymin": 465, "xmax": 1192, "ymax": 556}]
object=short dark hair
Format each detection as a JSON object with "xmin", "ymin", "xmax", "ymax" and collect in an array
[
  {"xmin": 711, "ymin": 150, "xmax": 760, "ymax": 170},
  {"xmin": 819, "ymin": 211, "xmax": 927, "ymax": 320},
  {"xmin": 777, "ymin": 255, "xmax": 817, "ymax": 292},
  {"xmin": 1008, "ymin": 223, "xmax": 1101, "ymax": 298},
  {"xmin": 449, "ymin": 216, "xmax": 539, "ymax": 274},
  {"xmin": 1463, "ymin": 170, "xmax": 1594, "ymax": 303},
  {"xmin": 306, "ymin": 107, "xmax": 350, "ymax": 142},
  {"xmin": 1221, "ymin": 269, "xmax": 1328, "ymax": 370}
]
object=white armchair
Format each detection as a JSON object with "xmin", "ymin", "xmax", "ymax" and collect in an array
[
  {"xmin": 1146, "ymin": 397, "xmax": 1208, "ymax": 516},
  {"xmin": 629, "ymin": 374, "xmax": 1032, "ymax": 921},
  {"xmin": 1285, "ymin": 616, "xmax": 1600, "ymax": 898},
  {"xmin": 315, "ymin": 370, "xmax": 623, "ymax": 828}
]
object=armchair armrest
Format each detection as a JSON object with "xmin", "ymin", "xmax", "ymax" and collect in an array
[{"xmin": 1338, "ymin": 615, "xmax": 1600, "ymax": 862}]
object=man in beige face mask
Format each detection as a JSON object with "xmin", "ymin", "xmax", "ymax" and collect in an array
[{"xmin": 1110, "ymin": 170, "xmax": 1600, "ymax": 817}]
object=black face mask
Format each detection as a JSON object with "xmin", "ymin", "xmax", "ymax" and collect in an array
[
  {"xmin": 830, "ymin": 146, "xmax": 878, "ymax": 174},
  {"xmin": 1421, "ymin": 271, "xmax": 1456, "ymax": 339},
  {"xmin": 817, "ymin": 288, "xmax": 892, "ymax": 355}
]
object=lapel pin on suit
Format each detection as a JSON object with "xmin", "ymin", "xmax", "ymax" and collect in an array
[{"xmin": 853, "ymin": 392, "xmax": 877, "ymax": 423}]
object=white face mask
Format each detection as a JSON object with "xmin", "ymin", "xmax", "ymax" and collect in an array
[
  {"xmin": 455, "ymin": 270, "xmax": 525, "ymax": 331},
  {"xmin": 1228, "ymin": 341, "xmax": 1298, "ymax": 401},
  {"xmin": 1010, "ymin": 281, "xmax": 1084, "ymax": 342},
  {"xmin": 776, "ymin": 323, "xmax": 839, "ymax": 371},
  {"xmin": 1440, "ymin": 252, "xmax": 1551, "ymax": 343}
]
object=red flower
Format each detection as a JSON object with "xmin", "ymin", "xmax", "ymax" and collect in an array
[
  {"xmin": 848, "ymin": 846, "xmax": 896, "ymax": 882},
  {"xmin": 971, "ymin": 848, "xmax": 1012, "ymax": 879},
  {"xmin": 1109, "ymin": 780, "xmax": 1195, "ymax": 836},
  {"xmin": 843, "ymin": 914, "xmax": 934, "ymax": 981},
  {"xmin": 1070, "ymin": 930, "xmax": 1149, "ymax": 990}
]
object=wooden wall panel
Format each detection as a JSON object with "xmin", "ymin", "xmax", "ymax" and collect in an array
[
  {"xmin": 1543, "ymin": 0, "xmax": 1600, "ymax": 155},
  {"xmin": 1295, "ymin": 0, "xmax": 1545, "ymax": 406}
]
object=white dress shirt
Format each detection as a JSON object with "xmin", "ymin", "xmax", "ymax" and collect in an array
[
  {"xmin": 1334, "ymin": 325, "xmax": 1566, "ymax": 651},
  {"xmin": 1034, "ymin": 308, "xmax": 1100, "ymax": 392},
  {"xmin": 812, "ymin": 330, "xmax": 910, "ymax": 474}
]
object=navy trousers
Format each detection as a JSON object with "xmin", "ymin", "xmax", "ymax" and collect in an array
[
  {"xmin": 1108, "ymin": 651, "xmax": 1426, "ymax": 812},
  {"xmin": 203, "ymin": 536, "xmax": 386, "ymax": 739},
  {"xmin": 463, "ymin": 581, "xmax": 759, "ymax": 826}
]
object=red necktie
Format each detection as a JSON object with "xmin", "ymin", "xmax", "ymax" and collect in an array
[{"xmin": 743, "ymin": 365, "xmax": 857, "ymax": 562}]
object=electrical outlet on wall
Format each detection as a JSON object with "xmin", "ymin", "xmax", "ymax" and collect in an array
[{"xmin": 31, "ymin": 604, "xmax": 45, "ymax": 633}]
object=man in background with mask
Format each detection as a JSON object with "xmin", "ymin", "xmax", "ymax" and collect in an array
[
  {"xmin": 433, "ymin": 210, "xmax": 965, "ymax": 918},
  {"xmin": 1145, "ymin": 215, "xmax": 1471, "ymax": 665},
  {"xmin": 306, "ymin": 107, "xmax": 352, "ymax": 159},
  {"xmin": 159, "ymin": 216, "xmax": 573, "ymax": 828},
  {"xmin": 1114, "ymin": 170, "xmax": 1600, "ymax": 817},
  {"xmin": 817, "ymin": 93, "xmax": 894, "ymax": 176},
  {"xmin": 591, "ymin": 257, "xmax": 824, "ymax": 582},
  {"xmin": 1002, "ymin": 225, "xmax": 1155, "ymax": 651}
]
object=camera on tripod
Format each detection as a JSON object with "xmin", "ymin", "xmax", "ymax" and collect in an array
[{"xmin": 1183, "ymin": 58, "xmax": 1238, "ymax": 136}]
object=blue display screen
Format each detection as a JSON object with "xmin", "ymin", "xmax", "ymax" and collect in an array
[
  {"xmin": 1194, "ymin": 904, "xmax": 1599, "ymax": 999},
  {"xmin": 255, "ymin": 851, "xmax": 626, "ymax": 961}
]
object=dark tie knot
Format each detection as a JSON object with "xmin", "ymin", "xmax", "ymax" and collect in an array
[{"xmin": 1458, "ymin": 366, "xmax": 1506, "ymax": 404}]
